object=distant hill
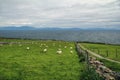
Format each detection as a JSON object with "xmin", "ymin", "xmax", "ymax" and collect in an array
[
  {"xmin": 0, "ymin": 26, "xmax": 36, "ymax": 30},
  {"xmin": 0, "ymin": 26, "xmax": 119, "ymax": 30}
]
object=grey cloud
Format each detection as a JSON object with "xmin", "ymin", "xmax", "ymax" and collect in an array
[{"xmin": 0, "ymin": 0, "xmax": 120, "ymax": 28}]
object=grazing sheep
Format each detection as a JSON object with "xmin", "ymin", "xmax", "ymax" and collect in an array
[
  {"xmin": 26, "ymin": 47, "xmax": 30, "ymax": 50},
  {"xmin": 46, "ymin": 46, "xmax": 48, "ymax": 48},
  {"xmin": 64, "ymin": 46, "xmax": 67, "ymax": 48},
  {"xmin": 19, "ymin": 44, "xmax": 22, "ymax": 46},
  {"xmin": 70, "ymin": 47, "xmax": 73, "ymax": 49},
  {"xmin": 43, "ymin": 49, "xmax": 47, "ymax": 52},
  {"xmin": 56, "ymin": 50, "xmax": 62, "ymax": 54},
  {"xmin": 58, "ymin": 48, "xmax": 61, "ymax": 51},
  {"xmin": 41, "ymin": 44, "xmax": 43, "ymax": 45},
  {"xmin": 70, "ymin": 50, "xmax": 73, "ymax": 53}
]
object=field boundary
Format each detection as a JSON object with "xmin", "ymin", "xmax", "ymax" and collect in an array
[
  {"xmin": 75, "ymin": 43, "xmax": 120, "ymax": 80},
  {"xmin": 79, "ymin": 44, "xmax": 120, "ymax": 64}
]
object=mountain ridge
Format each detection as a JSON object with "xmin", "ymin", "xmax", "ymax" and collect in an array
[{"xmin": 0, "ymin": 26, "xmax": 120, "ymax": 30}]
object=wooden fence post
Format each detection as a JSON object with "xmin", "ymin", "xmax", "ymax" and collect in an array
[
  {"xmin": 85, "ymin": 50, "xmax": 90, "ymax": 71},
  {"xmin": 75, "ymin": 42, "xmax": 82, "ymax": 57},
  {"xmin": 115, "ymin": 49, "xmax": 118, "ymax": 58},
  {"xmin": 106, "ymin": 50, "xmax": 108, "ymax": 57},
  {"xmin": 98, "ymin": 49, "xmax": 100, "ymax": 54}
]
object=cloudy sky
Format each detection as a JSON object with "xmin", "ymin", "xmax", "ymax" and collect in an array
[{"xmin": 0, "ymin": 0, "xmax": 120, "ymax": 28}]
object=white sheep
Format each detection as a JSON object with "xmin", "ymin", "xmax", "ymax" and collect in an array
[
  {"xmin": 58, "ymin": 48, "xmax": 61, "ymax": 51},
  {"xmin": 70, "ymin": 47, "xmax": 73, "ymax": 49},
  {"xmin": 43, "ymin": 48, "xmax": 47, "ymax": 52},
  {"xmin": 64, "ymin": 46, "xmax": 67, "ymax": 48},
  {"xmin": 56, "ymin": 50, "xmax": 62, "ymax": 54},
  {"xmin": 26, "ymin": 47, "xmax": 30, "ymax": 50},
  {"xmin": 46, "ymin": 46, "xmax": 48, "ymax": 48},
  {"xmin": 40, "ymin": 44, "xmax": 43, "ymax": 46},
  {"xmin": 70, "ymin": 50, "xmax": 73, "ymax": 53},
  {"xmin": 19, "ymin": 44, "xmax": 22, "ymax": 46}
]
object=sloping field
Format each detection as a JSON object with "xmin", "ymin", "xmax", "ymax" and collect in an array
[
  {"xmin": 0, "ymin": 39, "xmax": 103, "ymax": 80},
  {"xmin": 0, "ymin": 40, "xmax": 83, "ymax": 80},
  {"xmin": 81, "ymin": 43, "xmax": 120, "ymax": 61},
  {"xmin": 80, "ymin": 43, "xmax": 120, "ymax": 72},
  {"xmin": 0, "ymin": 39, "xmax": 82, "ymax": 80}
]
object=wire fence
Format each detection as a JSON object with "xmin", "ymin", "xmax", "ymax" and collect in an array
[
  {"xmin": 89, "ymin": 48, "xmax": 120, "ymax": 58},
  {"xmin": 75, "ymin": 42, "xmax": 120, "ymax": 80}
]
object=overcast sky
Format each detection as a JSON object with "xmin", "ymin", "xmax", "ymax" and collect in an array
[{"xmin": 0, "ymin": 0, "xmax": 120, "ymax": 28}]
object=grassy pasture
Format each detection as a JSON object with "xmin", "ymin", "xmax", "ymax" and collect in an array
[
  {"xmin": 80, "ymin": 43, "xmax": 120, "ymax": 61},
  {"xmin": 0, "ymin": 39, "xmax": 83, "ymax": 80},
  {"xmin": 0, "ymin": 39, "xmax": 104, "ymax": 80},
  {"xmin": 99, "ymin": 59, "xmax": 120, "ymax": 72}
]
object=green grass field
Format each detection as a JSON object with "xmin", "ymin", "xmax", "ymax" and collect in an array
[
  {"xmin": 80, "ymin": 43, "xmax": 120, "ymax": 72},
  {"xmin": 99, "ymin": 59, "xmax": 120, "ymax": 72},
  {"xmin": 0, "ymin": 39, "xmax": 104, "ymax": 80},
  {"xmin": 0, "ymin": 39, "xmax": 80, "ymax": 80},
  {"xmin": 80, "ymin": 43, "xmax": 120, "ymax": 61}
]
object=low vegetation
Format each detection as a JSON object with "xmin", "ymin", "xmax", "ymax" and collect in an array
[
  {"xmin": 80, "ymin": 42, "xmax": 120, "ymax": 72},
  {"xmin": 80, "ymin": 43, "xmax": 120, "ymax": 61},
  {"xmin": 0, "ymin": 38, "xmax": 103, "ymax": 80},
  {"xmin": 99, "ymin": 59, "xmax": 120, "ymax": 72}
]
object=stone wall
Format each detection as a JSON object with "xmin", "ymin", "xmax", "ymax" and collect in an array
[{"xmin": 75, "ymin": 43, "xmax": 117, "ymax": 80}]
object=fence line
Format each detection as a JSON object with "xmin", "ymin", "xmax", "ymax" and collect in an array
[
  {"xmin": 75, "ymin": 42, "xmax": 118, "ymax": 80},
  {"xmin": 88, "ymin": 48, "xmax": 119, "ymax": 58}
]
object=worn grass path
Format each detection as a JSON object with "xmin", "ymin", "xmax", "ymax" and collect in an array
[{"xmin": 79, "ymin": 44, "xmax": 120, "ymax": 64}]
